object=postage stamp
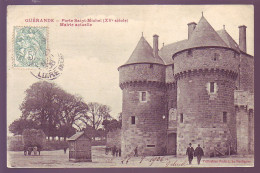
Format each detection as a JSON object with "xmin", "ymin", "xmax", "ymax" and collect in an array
[{"xmin": 13, "ymin": 26, "xmax": 48, "ymax": 68}]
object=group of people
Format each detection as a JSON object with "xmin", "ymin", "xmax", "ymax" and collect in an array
[
  {"xmin": 24, "ymin": 146, "xmax": 41, "ymax": 156},
  {"xmin": 105, "ymin": 145, "xmax": 122, "ymax": 157},
  {"xmin": 186, "ymin": 143, "xmax": 204, "ymax": 165}
]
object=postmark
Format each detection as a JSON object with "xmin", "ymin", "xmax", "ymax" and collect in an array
[
  {"xmin": 30, "ymin": 49, "xmax": 64, "ymax": 80},
  {"xmin": 13, "ymin": 26, "xmax": 48, "ymax": 68}
]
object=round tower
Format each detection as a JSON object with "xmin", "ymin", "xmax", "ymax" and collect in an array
[
  {"xmin": 118, "ymin": 35, "xmax": 167, "ymax": 157},
  {"xmin": 173, "ymin": 16, "xmax": 239, "ymax": 156}
]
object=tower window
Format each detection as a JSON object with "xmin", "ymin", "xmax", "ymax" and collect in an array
[
  {"xmin": 187, "ymin": 50, "xmax": 193, "ymax": 57},
  {"xmin": 210, "ymin": 82, "xmax": 215, "ymax": 93},
  {"xmin": 223, "ymin": 112, "xmax": 227, "ymax": 123},
  {"xmin": 140, "ymin": 91, "xmax": 147, "ymax": 102},
  {"xmin": 180, "ymin": 113, "xmax": 183, "ymax": 123},
  {"xmin": 131, "ymin": 116, "xmax": 135, "ymax": 124}
]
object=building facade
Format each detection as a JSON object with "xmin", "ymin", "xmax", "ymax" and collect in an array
[{"xmin": 118, "ymin": 15, "xmax": 254, "ymax": 157}]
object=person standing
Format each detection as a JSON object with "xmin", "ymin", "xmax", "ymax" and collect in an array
[
  {"xmin": 119, "ymin": 148, "xmax": 121, "ymax": 157},
  {"xmin": 23, "ymin": 146, "xmax": 27, "ymax": 156},
  {"xmin": 186, "ymin": 143, "xmax": 194, "ymax": 164},
  {"xmin": 37, "ymin": 146, "xmax": 41, "ymax": 155},
  {"xmin": 112, "ymin": 145, "xmax": 116, "ymax": 157},
  {"xmin": 194, "ymin": 144, "xmax": 204, "ymax": 165},
  {"xmin": 33, "ymin": 146, "xmax": 38, "ymax": 155},
  {"xmin": 134, "ymin": 147, "xmax": 138, "ymax": 157},
  {"xmin": 64, "ymin": 147, "xmax": 67, "ymax": 154}
]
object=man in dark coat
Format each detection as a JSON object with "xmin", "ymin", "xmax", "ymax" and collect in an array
[
  {"xmin": 194, "ymin": 144, "xmax": 204, "ymax": 165},
  {"xmin": 186, "ymin": 143, "xmax": 194, "ymax": 164},
  {"xmin": 23, "ymin": 146, "xmax": 27, "ymax": 156},
  {"xmin": 112, "ymin": 145, "xmax": 116, "ymax": 157},
  {"xmin": 134, "ymin": 147, "xmax": 138, "ymax": 157}
]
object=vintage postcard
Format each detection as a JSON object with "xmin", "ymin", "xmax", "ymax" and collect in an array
[{"xmin": 6, "ymin": 5, "xmax": 254, "ymax": 168}]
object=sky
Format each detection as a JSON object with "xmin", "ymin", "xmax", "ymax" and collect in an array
[{"xmin": 7, "ymin": 5, "xmax": 254, "ymax": 135}]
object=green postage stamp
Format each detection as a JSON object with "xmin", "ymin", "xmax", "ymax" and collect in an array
[{"xmin": 13, "ymin": 26, "xmax": 48, "ymax": 68}]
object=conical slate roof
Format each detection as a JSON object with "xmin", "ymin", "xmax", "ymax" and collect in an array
[
  {"xmin": 123, "ymin": 36, "xmax": 165, "ymax": 66},
  {"xmin": 186, "ymin": 16, "xmax": 229, "ymax": 49},
  {"xmin": 217, "ymin": 29, "xmax": 240, "ymax": 53}
]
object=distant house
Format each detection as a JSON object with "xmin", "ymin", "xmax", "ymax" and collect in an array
[{"xmin": 67, "ymin": 131, "xmax": 92, "ymax": 162}]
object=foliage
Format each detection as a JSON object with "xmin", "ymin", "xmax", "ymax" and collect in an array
[
  {"xmin": 9, "ymin": 119, "xmax": 39, "ymax": 135},
  {"xmin": 102, "ymin": 119, "xmax": 121, "ymax": 132},
  {"xmin": 19, "ymin": 81, "xmax": 88, "ymax": 139},
  {"xmin": 10, "ymin": 81, "xmax": 113, "ymax": 141},
  {"xmin": 22, "ymin": 129, "xmax": 46, "ymax": 148}
]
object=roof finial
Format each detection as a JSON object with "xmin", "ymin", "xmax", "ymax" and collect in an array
[
  {"xmin": 223, "ymin": 25, "xmax": 225, "ymax": 30},
  {"xmin": 202, "ymin": 11, "xmax": 204, "ymax": 17}
]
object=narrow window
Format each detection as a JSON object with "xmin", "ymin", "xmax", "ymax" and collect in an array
[
  {"xmin": 141, "ymin": 91, "xmax": 147, "ymax": 101},
  {"xmin": 213, "ymin": 53, "xmax": 219, "ymax": 61},
  {"xmin": 223, "ymin": 112, "xmax": 227, "ymax": 123},
  {"xmin": 172, "ymin": 64, "xmax": 174, "ymax": 72},
  {"xmin": 180, "ymin": 113, "xmax": 183, "ymax": 123},
  {"xmin": 210, "ymin": 82, "xmax": 215, "ymax": 93},
  {"xmin": 131, "ymin": 116, "xmax": 135, "ymax": 124},
  {"xmin": 150, "ymin": 64, "xmax": 153, "ymax": 68}
]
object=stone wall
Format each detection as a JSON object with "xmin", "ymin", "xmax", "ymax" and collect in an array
[
  {"xmin": 176, "ymin": 72, "xmax": 236, "ymax": 156},
  {"xmin": 121, "ymin": 83, "xmax": 167, "ymax": 157},
  {"xmin": 235, "ymin": 90, "xmax": 254, "ymax": 155},
  {"xmin": 119, "ymin": 64, "xmax": 165, "ymax": 85},
  {"xmin": 165, "ymin": 65, "xmax": 175, "ymax": 84},
  {"xmin": 239, "ymin": 53, "xmax": 254, "ymax": 93},
  {"xmin": 173, "ymin": 48, "xmax": 239, "ymax": 75},
  {"xmin": 166, "ymin": 84, "xmax": 177, "ymax": 130},
  {"xmin": 236, "ymin": 106, "xmax": 249, "ymax": 154}
]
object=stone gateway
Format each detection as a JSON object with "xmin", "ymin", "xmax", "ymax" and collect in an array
[{"xmin": 118, "ymin": 15, "xmax": 254, "ymax": 157}]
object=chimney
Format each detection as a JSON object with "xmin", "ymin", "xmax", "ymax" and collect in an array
[
  {"xmin": 188, "ymin": 22, "xmax": 197, "ymax": 39},
  {"xmin": 153, "ymin": 34, "xmax": 159, "ymax": 57},
  {"xmin": 238, "ymin": 25, "xmax": 247, "ymax": 53}
]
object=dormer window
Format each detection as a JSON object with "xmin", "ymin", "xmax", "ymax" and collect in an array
[{"xmin": 187, "ymin": 50, "xmax": 193, "ymax": 57}]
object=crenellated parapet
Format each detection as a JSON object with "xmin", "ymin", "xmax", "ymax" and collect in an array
[
  {"xmin": 173, "ymin": 48, "xmax": 239, "ymax": 78},
  {"xmin": 174, "ymin": 68, "xmax": 238, "ymax": 81},
  {"xmin": 119, "ymin": 80, "xmax": 166, "ymax": 90}
]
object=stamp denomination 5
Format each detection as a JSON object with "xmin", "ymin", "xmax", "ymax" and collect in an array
[{"xmin": 13, "ymin": 26, "xmax": 48, "ymax": 68}]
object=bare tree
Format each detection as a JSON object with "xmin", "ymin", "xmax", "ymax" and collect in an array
[{"xmin": 78, "ymin": 102, "xmax": 111, "ymax": 140}]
